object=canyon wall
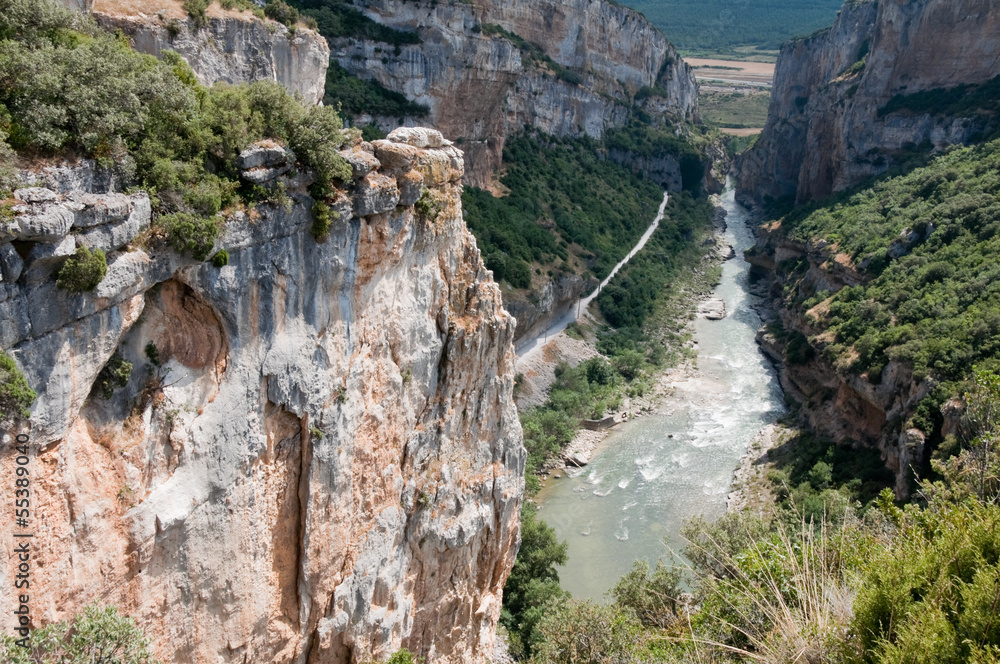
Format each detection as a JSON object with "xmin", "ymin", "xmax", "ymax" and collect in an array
[
  {"xmin": 94, "ymin": 4, "xmax": 329, "ymax": 106},
  {"xmin": 0, "ymin": 128, "xmax": 524, "ymax": 662},
  {"xmin": 333, "ymin": 0, "xmax": 699, "ymax": 186},
  {"xmin": 745, "ymin": 227, "xmax": 928, "ymax": 498},
  {"xmin": 737, "ymin": 0, "xmax": 1000, "ymax": 207}
]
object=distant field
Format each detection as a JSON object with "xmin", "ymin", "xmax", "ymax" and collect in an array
[
  {"xmin": 614, "ymin": 0, "xmax": 843, "ymax": 57},
  {"xmin": 699, "ymin": 89, "xmax": 771, "ymax": 129},
  {"xmin": 687, "ymin": 58, "xmax": 775, "ymax": 87}
]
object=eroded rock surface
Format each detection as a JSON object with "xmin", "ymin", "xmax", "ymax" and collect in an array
[
  {"xmin": 737, "ymin": 0, "xmax": 1000, "ymax": 206},
  {"xmin": 334, "ymin": 0, "xmax": 699, "ymax": 186},
  {"xmin": 0, "ymin": 131, "xmax": 524, "ymax": 664}
]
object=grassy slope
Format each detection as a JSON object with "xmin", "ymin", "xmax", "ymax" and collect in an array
[{"xmin": 774, "ymin": 138, "xmax": 1000, "ymax": 437}]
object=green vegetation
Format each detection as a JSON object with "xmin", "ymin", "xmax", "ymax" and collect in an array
[
  {"xmin": 1, "ymin": 604, "xmax": 161, "ymax": 663},
  {"xmin": 414, "ymin": 188, "xmax": 441, "ymax": 222},
  {"xmin": 96, "ymin": 352, "xmax": 132, "ymax": 400},
  {"xmin": 699, "ymin": 90, "xmax": 771, "ymax": 128},
  {"xmin": 289, "ymin": 0, "xmax": 421, "ymax": 47},
  {"xmin": 463, "ymin": 132, "xmax": 667, "ymax": 288},
  {"xmin": 184, "ymin": 0, "xmax": 209, "ymax": 27},
  {"xmin": 56, "ymin": 245, "xmax": 107, "ymax": 292},
  {"xmin": 264, "ymin": 0, "xmax": 299, "ymax": 28},
  {"xmin": 879, "ymin": 74, "xmax": 1000, "ymax": 124},
  {"xmin": 501, "ymin": 502, "xmax": 569, "ymax": 657},
  {"xmin": 211, "ymin": 249, "xmax": 229, "ymax": 267},
  {"xmin": 160, "ymin": 213, "xmax": 220, "ymax": 261},
  {"xmin": 310, "ymin": 199, "xmax": 335, "ymax": 240},
  {"xmin": 0, "ymin": 351, "xmax": 35, "ymax": 421},
  {"xmin": 614, "ymin": 0, "xmax": 843, "ymax": 57},
  {"xmin": 0, "ymin": 0, "xmax": 352, "ymax": 264},
  {"xmin": 596, "ymin": 193, "xmax": 714, "ymax": 329},
  {"xmin": 774, "ymin": 138, "xmax": 1000, "ymax": 432},
  {"xmin": 323, "ymin": 62, "xmax": 428, "ymax": 120}
]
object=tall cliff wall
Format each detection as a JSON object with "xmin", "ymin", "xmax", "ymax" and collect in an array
[
  {"xmin": 737, "ymin": 0, "xmax": 1000, "ymax": 207},
  {"xmin": 93, "ymin": 3, "xmax": 329, "ymax": 106},
  {"xmin": 0, "ymin": 128, "xmax": 524, "ymax": 663},
  {"xmin": 333, "ymin": 0, "xmax": 699, "ymax": 186}
]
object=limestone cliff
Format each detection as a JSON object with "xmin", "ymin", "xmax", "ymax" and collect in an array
[
  {"xmin": 93, "ymin": 1, "xmax": 330, "ymax": 106},
  {"xmin": 331, "ymin": 0, "xmax": 700, "ymax": 186},
  {"xmin": 737, "ymin": 0, "xmax": 1000, "ymax": 207},
  {"xmin": 745, "ymin": 226, "xmax": 928, "ymax": 497},
  {"xmin": 0, "ymin": 128, "xmax": 524, "ymax": 663}
]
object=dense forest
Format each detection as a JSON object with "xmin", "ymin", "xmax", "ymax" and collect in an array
[{"xmin": 615, "ymin": 0, "xmax": 843, "ymax": 56}]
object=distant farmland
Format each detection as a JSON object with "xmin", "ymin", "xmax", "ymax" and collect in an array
[{"xmin": 615, "ymin": 0, "xmax": 843, "ymax": 58}]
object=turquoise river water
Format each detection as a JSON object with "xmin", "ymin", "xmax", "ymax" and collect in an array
[{"xmin": 536, "ymin": 184, "xmax": 786, "ymax": 600}]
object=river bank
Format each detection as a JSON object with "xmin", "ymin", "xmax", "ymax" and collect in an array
[{"xmin": 533, "ymin": 183, "xmax": 787, "ymax": 600}]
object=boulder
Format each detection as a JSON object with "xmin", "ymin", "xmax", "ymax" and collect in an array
[{"xmin": 354, "ymin": 173, "xmax": 400, "ymax": 217}]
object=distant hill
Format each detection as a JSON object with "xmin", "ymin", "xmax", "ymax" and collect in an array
[{"xmin": 614, "ymin": 0, "xmax": 843, "ymax": 56}]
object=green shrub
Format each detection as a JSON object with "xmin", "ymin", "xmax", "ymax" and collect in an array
[
  {"xmin": 211, "ymin": 249, "xmax": 229, "ymax": 267},
  {"xmin": 183, "ymin": 0, "xmax": 209, "ymax": 27},
  {"xmin": 530, "ymin": 599, "xmax": 643, "ymax": 664},
  {"xmin": 310, "ymin": 200, "xmax": 336, "ymax": 240},
  {"xmin": 96, "ymin": 352, "xmax": 132, "ymax": 399},
  {"xmin": 160, "ymin": 212, "xmax": 220, "ymax": 261},
  {"xmin": 611, "ymin": 559, "xmax": 683, "ymax": 628},
  {"xmin": 0, "ymin": 351, "xmax": 35, "ymax": 421},
  {"xmin": 323, "ymin": 63, "xmax": 429, "ymax": 120},
  {"xmin": 144, "ymin": 342, "xmax": 160, "ymax": 367},
  {"xmin": 414, "ymin": 188, "xmax": 441, "ymax": 221},
  {"xmin": 56, "ymin": 245, "xmax": 107, "ymax": 292},
  {"xmin": 264, "ymin": 0, "xmax": 299, "ymax": 27},
  {"xmin": 501, "ymin": 502, "xmax": 568, "ymax": 658},
  {"xmin": 0, "ymin": 603, "xmax": 161, "ymax": 664}
]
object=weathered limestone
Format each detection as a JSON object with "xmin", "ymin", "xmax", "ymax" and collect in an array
[
  {"xmin": 95, "ymin": 12, "xmax": 330, "ymax": 105},
  {"xmin": 334, "ymin": 0, "xmax": 699, "ymax": 186},
  {"xmin": 737, "ymin": 0, "xmax": 1000, "ymax": 206},
  {"xmin": 0, "ymin": 129, "xmax": 524, "ymax": 664}
]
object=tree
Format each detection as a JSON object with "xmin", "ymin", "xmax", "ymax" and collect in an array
[
  {"xmin": 0, "ymin": 351, "xmax": 35, "ymax": 422},
  {"xmin": 0, "ymin": 604, "xmax": 161, "ymax": 664},
  {"xmin": 502, "ymin": 502, "xmax": 569, "ymax": 657}
]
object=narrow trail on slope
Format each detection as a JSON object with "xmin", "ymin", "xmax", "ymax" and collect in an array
[{"xmin": 515, "ymin": 192, "xmax": 670, "ymax": 367}]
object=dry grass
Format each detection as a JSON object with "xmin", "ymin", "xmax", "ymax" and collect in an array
[
  {"xmin": 93, "ymin": 0, "xmax": 257, "ymax": 20},
  {"xmin": 679, "ymin": 519, "xmax": 856, "ymax": 664}
]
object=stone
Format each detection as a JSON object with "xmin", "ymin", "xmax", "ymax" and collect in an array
[
  {"xmin": 371, "ymin": 139, "xmax": 419, "ymax": 172},
  {"xmin": 69, "ymin": 192, "xmax": 141, "ymax": 229},
  {"xmin": 0, "ymin": 242, "xmax": 24, "ymax": 283},
  {"xmin": 396, "ymin": 169, "xmax": 425, "ymax": 207},
  {"xmin": 13, "ymin": 204, "xmax": 75, "ymax": 242},
  {"xmin": 94, "ymin": 13, "xmax": 330, "ymax": 106},
  {"xmin": 340, "ymin": 146, "xmax": 381, "ymax": 179},
  {"xmin": 354, "ymin": 172, "xmax": 400, "ymax": 217},
  {"xmin": 14, "ymin": 187, "xmax": 59, "ymax": 204},
  {"xmin": 698, "ymin": 297, "xmax": 726, "ymax": 320},
  {"xmin": 388, "ymin": 127, "xmax": 447, "ymax": 149}
]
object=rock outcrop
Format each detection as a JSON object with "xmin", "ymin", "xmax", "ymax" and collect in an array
[
  {"xmin": 94, "ymin": 4, "xmax": 329, "ymax": 106},
  {"xmin": 0, "ymin": 128, "xmax": 524, "ymax": 663},
  {"xmin": 746, "ymin": 223, "xmax": 930, "ymax": 498},
  {"xmin": 737, "ymin": 0, "xmax": 1000, "ymax": 207},
  {"xmin": 333, "ymin": 0, "xmax": 699, "ymax": 186}
]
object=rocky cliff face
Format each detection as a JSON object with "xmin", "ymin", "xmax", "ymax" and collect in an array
[
  {"xmin": 94, "ymin": 4, "xmax": 329, "ymax": 106},
  {"xmin": 0, "ymin": 128, "xmax": 524, "ymax": 662},
  {"xmin": 333, "ymin": 0, "xmax": 699, "ymax": 186},
  {"xmin": 737, "ymin": 0, "xmax": 1000, "ymax": 207},
  {"xmin": 746, "ymin": 225, "xmax": 930, "ymax": 497}
]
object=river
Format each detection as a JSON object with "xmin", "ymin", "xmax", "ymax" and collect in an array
[{"xmin": 535, "ymin": 183, "xmax": 786, "ymax": 600}]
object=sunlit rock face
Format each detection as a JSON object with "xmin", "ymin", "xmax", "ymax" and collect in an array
[
  {"xmin": 0, "ymin": 128, "xmax": 524, "ymax": 663},
  {"xmin": 738, "ymin": 0, "xmax": 1000, "ymax": 207},
  {"xmin": 332, "ymin": 0, "xmax": 699, "ymax": 186}
]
